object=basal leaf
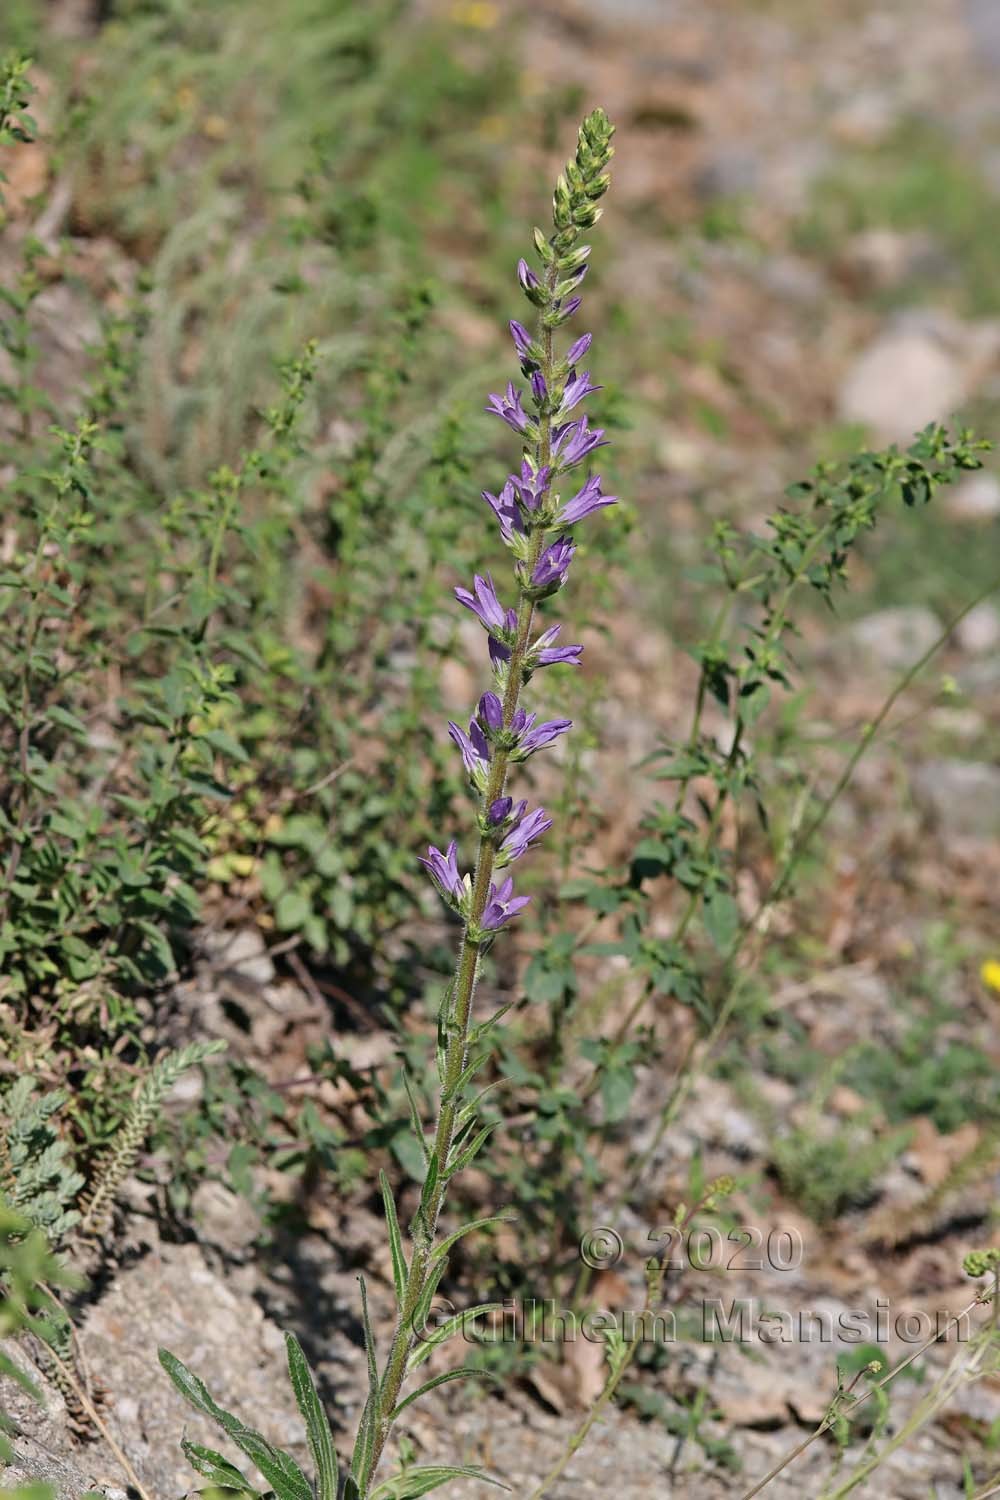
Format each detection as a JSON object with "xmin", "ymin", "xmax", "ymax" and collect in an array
[
  {"xmin": 181, "ymin": 1439, "xmax": 260, "ymax": 1496},
  {"xmin": 159, "ymin": 1350, "xmax": 312, "ymax": 1500},
  {"xmin": 370, "ymin": 1464, "xmax": 508, "ymax": 1499},
  {"xmin": 285, "ymin": 1333, "xmax": 338, "ymax": 1500}
]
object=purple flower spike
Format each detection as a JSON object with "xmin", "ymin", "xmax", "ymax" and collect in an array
[
  {"xmin": 532, "ymin": 535, "xmax": 576, "ymax": 589},
  {"xmin": 449, "ymin": 718, "xmax": 490, "ymax": 778},
  {"xmin": 560, "ymin": 295, "xmax": 582, "ymax": 320},
  {"xmin": 487, "ymin": 796, "xmax": 513, "ymax": 826},
  {"xmin": 517, "ymin": 258, "xmax": 541, "ymax": 293},
  {"xmin": 510, "ymin": 320, "xmax": 533, "ymax": 360},
  {"xmin": 481, "ymin": 875, "xmax": 531, "ymax": 931},
  {"xmin": 510, "ymin": 460, "xmax": 551, "ymax": 513},
  {"xmin": 532, "ymin": 624, "xmax": 583, "ymax": 667},
  {"xmin": 455, "ymin": 572, "xmax": 508, "ymax": 633},
  {"xmin": 559, "ymin": 370, "xmax": 601, "ymax": 416},
  {"xmin": 566, "ymin": 332, "xmax": 593, "ymax": 366},
  {"xmin": 485, "ymin": 382, "xmax": 530, "ymax": 435},
  {"xmin": 517, "ymin": 718, "xmax": 572, "ymax": 756},
  {"xmin": 556, "ymin": 474, "xmax": 618, "ymax": 525},
  {"xmin": 482, "ymin": 480, "xmax": 524, "ymax": 546},
  {"xmin": 500, "ymin": 806, "xmax": 553, "ymax": 862},
  {"xmin": 531, "ymin": 370, "xmax": 548, "ymax": 404},
  {"xmin": 551, "ymin": 416, "xmax": 608, "ymax": 470},
  {"xmin": 478, "ymin": 691, "xmax": 504, "ymax": 731},
  {"xmin": 418, "ymin": 840, "xmax": 464, "ymax": 902}
]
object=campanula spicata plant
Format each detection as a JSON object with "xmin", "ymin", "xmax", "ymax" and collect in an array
[{"xmin": 162, "ymin": 107, "xmax": 618, "ymax": 1500}]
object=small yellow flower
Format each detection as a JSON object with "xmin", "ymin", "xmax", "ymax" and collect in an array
[
  {"xmin": 201, "ymin": 114, "xmax": 229, "ymax": 141},
  {"xmin": 450, "ymin": 0, "xmax": 499, "ymax": 28},
  {"xmin": 981, "ymin": 960, "xmax": 1000, "ymax": 994},
  {"xmin": 478, "ymin": 114, "xmax": 508, "ymax": 143}
]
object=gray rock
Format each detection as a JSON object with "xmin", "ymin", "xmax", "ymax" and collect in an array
[
  {"xmin": 849, "ymin": 606, "xmax": 945, "ymax": 671},
  {"xmin": 696, "ymin": 147, "xmax": 759, "ymax": 201},
  {"xmin": 945, "ymin": 470, "xmax": 1000, "ymax": 521},
  {"xmin": 964, "ymin": 0, "xmax": 1000, "ymax": 65},
  {"xmin": 829, "ymin": 91, "xmax": 897, "ymax": 148},
  {"xmin": 0, "ymin": 1358, "xmax": 111, "ymax": 1500},
  {"xmin": 191, "ymin": 1179, "xmax": 263, "ymax": 1257},
  {"xmin": 959, "ymin": 657, "xmax": 1000, "ymax": 695},
  {"xmin": 82, "ymin": 1241, "xmax": 307, "ymax": 1499},
  {"xmin": 911, "ymin": 759, "xmax": 1000, "ymax": 838},
  {"xmin": 200, "ymin": 925, "xmax": 276, "ymax": 987},
  {"xmin": 838, "ymin": 329, "xmax": 967, "ymax": 443},
  {"xmin": 838, "ymin": 229, "xmax": 942, "ymax": 294},
  {"xmin": 955, "ymin": 601, "xmax": 1000, "ymax": 655}
]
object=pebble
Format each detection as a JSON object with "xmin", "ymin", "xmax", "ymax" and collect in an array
[
  {"xmin": 201, "ymin": 925, "xmax": 276, "ymax": 987},
  {"xmin": 945, "ymin": 470, "xmax": 1000, "ymax": 521},
  {"xmin": 911, "ymin": 759, "xmax": 1000, "ymax": 838},
  {"xmin": 955, "ymin": 600, "xmax": 1000, "ymax": 654},
  {"xmin": 848, "ymin": 605, "xmax": 944, "ymax": 671},
  {"xmin": 838, "ymin": 329, "xmax": 967, "ymax": 444}
]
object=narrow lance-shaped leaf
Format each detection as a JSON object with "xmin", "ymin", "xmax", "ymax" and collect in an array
[
  {"xmin": 158, "ymin": 1349, "xmax": 312, "ymax": 1500},
  {"xmin": 350, "ymin": 1275, "xmax": 381, "ymax": 1490},
  {"xmin": 389, "ymin": 1366, "xmax": 500, "ymax": 1421},
  {"xmin": 406, "ymin": 1303, "xmax": 505, "ymax": 1373},
  {"xmin": 400, "ymin": 1070, "xmax": 430, "ymax": 1166},
  {"xmin": 430, "ymin": 1212, "xmax": 515, "ymax": 1266},
  {"xmin": 181, "ymin": 1438, "xmax": 261, "ymax": 1497},
  {"xmin": 410, "ymin": 1255, "xmax": 449, "ymax": 1337},
  {"xmin": 445, "ymin": 1121, "xmax": 496, "ymax": 1180},
  {"xmin": 285, "ymin": 1333, "xmax": 339, "ymax": 1500},
  {"xmin": 379, "ymin": 1169, "xmax": 408, "ymax": 1307},
  {"xmin": 370, "ymin": 1463, "xmax": 510, "ymax": 1499}
]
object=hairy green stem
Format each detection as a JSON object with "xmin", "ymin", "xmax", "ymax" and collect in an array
[{"xmin": 363, "ymin": 265, "xmax": 559, "ymax": 1491}]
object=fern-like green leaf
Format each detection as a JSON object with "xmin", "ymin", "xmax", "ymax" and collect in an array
[{"xmin": 82, "ymin": 1041, "xmax": 225, "ymax": 1234}]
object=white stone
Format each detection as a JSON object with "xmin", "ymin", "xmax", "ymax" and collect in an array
[
  {"xmin": 838, "ymin": 330, "xmax": 966, "ymax": 443},
  {"xmin": 955, "ymin": 600, "xmax": 1000, "ymax": 654},
  {"xmin": 912, "ymin": 760, "xmax": 1000, "ymax": 838},
  {"xmin": 946, "ymin": 470, "xmax": 1000, "ymax": 521},
  {"xmin": 849, "ymin": 605, "xmax": 944, "ymax": 671}
]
